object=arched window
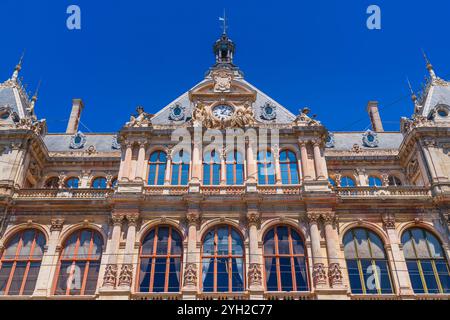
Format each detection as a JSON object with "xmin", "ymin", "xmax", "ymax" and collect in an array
[
  {"xmin": 401, "ymin": 228, "xmax": 450, "ymax": 294},
  {"xmin": 343, "ymin": 228, "xmax": 393, "ymax": 294},
  {"xmin": 203, "ymin": 150, "xmax": 221, "ymax": 186},
  {"xmin": 0, "ymin": 229, "xmax": 46, "ymax": 296},
  {"xmin": 91, "ymin": 177, "xmax": 107, "ymax": 189},
  {"xmin": 148, "ymin": 151, "xmax": 167, "ymax": 186},
  {"xmin": 54, "ymin": 229, "xmax": 103, "ymax": 296},
  {"xmin": 201, "ymin": 226, "xmax": 245, "ymax": 292},
  {"xmin": 388, "ymin": 176, "xmax": 402, "ymax": 186},
  {"xmin": 45, "ymin": 177, "xmax": 59, "ymax": 189},
  {"xmin": 368, "ymin": 176, "xmax": 382, "ymax": 187},
  {"xmin": 138, "ymin": 226, "xmax": 182, "ymax": 293},
  {"xmin": 340, "ymin": 176, "xmax": 355, "ymax": 187},
  {"xmin": 111, "ymin": 178, "xmax": 118, "ymax": 188},
  {"xmin": 171, "ymin": 149, "xmax": 190, "ymax": 186},
  {"xmin": 226, "ymin": 151, "xmax": 244, "ymax": 185},
  {"xmin": 257, "ymin": 150, "xmax": 275, "ymax": 185},
  {"xmin": 65, "ymin": 177, "xmax": 79, "ymax": 189},
  {"xmin": 263, "ymin": 226, "xmax": 309, "ymax": 292},
  {"xmin": 279, "ymin": 150, "xmax": 299, "ymax": 185}
]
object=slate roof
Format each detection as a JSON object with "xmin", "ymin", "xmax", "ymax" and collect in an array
[
  {"xmin": 44, "ymin": 133, "xmax": 119, "ymax": 152},
  {"xmin": 331, "ymin": 132, "xmax": 403, "ymax": 150}
]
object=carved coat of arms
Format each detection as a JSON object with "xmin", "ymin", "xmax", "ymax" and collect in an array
[{"xmin": 212, "ymin": 70, "xmax": 232, "ymax": 92}]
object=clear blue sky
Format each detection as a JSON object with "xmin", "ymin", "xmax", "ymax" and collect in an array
[{"xmin": 1, "ymin": 0, "xmax": 449, "ymax": 133}]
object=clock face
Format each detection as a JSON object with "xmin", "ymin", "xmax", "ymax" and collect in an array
[{"xmin": 212, "ymin": 105, "xmax": 234, "ymax": 120}]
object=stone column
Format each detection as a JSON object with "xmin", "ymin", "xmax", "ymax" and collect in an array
[
  {"xmin": 33, "ymin": 218, "xmax": 64, "ymax": 297},
  {"xmin": 191, "ymin": 140, "xmax": 202, "ymax": 184},
  {"xmin": 299, "ymin": 140, "xmax": 312, "ymax": 181},
  {"xmin": 164, "ymin": 148, "xmax": 173, "ymax": 185},
  {"xmin": 118, "ymin": 213, "xmax": 139, "ymax": 288},
  {"xmin": 322, "ymin": 212, "xmax": 344, "ymax": 288},
  {"xmin": 313, "ymin": 140, "xmax": 326, "ymax": 180},
  {"xmin": 220, "ymin": 148, "xmax": 227, "ymax": 185},
  {"xmin": 119, "ymin": 142, "xmax": 133, "ymax": 181},
  {"xmin": 307, "ymin": 212, "xmax": 327, "ymax": 288},
  {"xmin": 247, "ymin": 206, "xmax": 263, "ymax": 299},
  {"xmin": 246, "ymin": 139, "xmax": 257, "ymax": 184},
  {"xmin": 102, "ymin": 213, "xmax": 124, "ymax": 289},
  {"xmin": 382, "ymin": 214, "xmax": 414, "ymax": 296},
  {"xmin": 135, "ymin": 142, "xmax": 147, "ymax": 181},
  {"xmin": 182, "ymin": 206, "xmax": 200, "ymax": 299},
  {"xmin": 272, "ymin": 145, "xmax": 282, "ymax": 185}
]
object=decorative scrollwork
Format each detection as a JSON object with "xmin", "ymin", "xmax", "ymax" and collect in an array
[
  {"xmin": 118, "ymin": 264, "xmax": 133, "ymax": 287},
  {"xmin": 169, "ymin": 103, "xmax": 186, "ymax": 121},
  {"xmin": 183, "ymin": 263, "xmax": 198, "ymax": 287},
  {"xmin": 328, "ymin": 263, "xmax": 343, "ymax": 287},
  {"xmin": 260, "ymin": 102, "xmax": 277, "ymax": 121},
  {"xmin": 313, "ymin": 263, "xmax": 327, "ymax": 286},
  {"xmin": 103, "ymin": 264, "xmax": 118, "ymax": 287},
  {"xmin": 248, "ymin": 263, "xmax": 262, "ymax": 287}
]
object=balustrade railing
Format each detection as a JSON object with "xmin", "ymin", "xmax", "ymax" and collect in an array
[
  {"xmin": 13, "ymin": 188, "xmax": 113, "ymax": 200},
  {"xmin": 336, "ymin": 186, "xmax": 431, "ymax": 198}
]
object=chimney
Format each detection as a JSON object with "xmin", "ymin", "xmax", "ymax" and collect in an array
[
  {"xmin": 66, "ymin": 99, "xmax": 84, "ymax": 134},
  {"xmin": 366, "ymin": 101, "xmax": 384, "ymax": 132}
]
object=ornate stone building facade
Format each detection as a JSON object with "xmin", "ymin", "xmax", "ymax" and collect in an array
[{"xmin": 0, "ymin": 32, "xmax": 449, "ymax": 300}]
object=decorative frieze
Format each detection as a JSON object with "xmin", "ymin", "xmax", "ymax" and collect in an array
[
  {"xmin": 328, "ymin": 263, "xmax": 343, "ymax": 287},
  {"xmin": 118, "ymin": 264, "xmax": 133, "ymax": 287},
  {"xmin": 102, "ymin": 264, "xmax": 118, "ymax": 288},
  {"xmin": 312, "ymin": 263, "xmax": 327, "ymax": 286},
  {"xmin": 248, "ymin": 263, "xmax": 262, "ymax": 287},
  {"xmin": 183, "ymin": 263, "xmax": 198, "ymax": 287}
]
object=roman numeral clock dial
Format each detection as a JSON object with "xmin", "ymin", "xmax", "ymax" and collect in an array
[{"xmin": 212, "ymin": 104, "xmax": 234, "ymax": 121}]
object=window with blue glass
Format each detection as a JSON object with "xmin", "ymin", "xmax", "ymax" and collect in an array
[
  {"xmin": 226, "ymin": 151, "xmax": 244, "ymax": 185},
  {"xmin": 65, "ymin": 177, "xmax": 79, "ymax": 189},
  {"xmin": 401, "ymin": 228, "xmax": 450, "ymax": 294},
  {"xmin": 111, "ymin": 178, "xmax": 118, "ymax": 188},
  {"xmin": 201, "ymin": 226, "xmax": 245, "ymax": 292},
  {"xmin": 171, "ymin": 150, "xmax": 190, "ymax": 185},
  {"xmin": 340, "ymin": 176, "xmax": 356, "ymax": 187},
  {"xmin": 257, "ymin": 150, "xmax": 275, "ymax": 185},
  {"xmin": 148, "ymin": 151, "xmax": 167, "ymax": 186},
  {"xmin": 279, "ymin": 150, "xmax": 299, "ymax": 185},
  {"xmin": 138, "ymin": 226, "xmax": 182, "ymax": 293},
  {"xmin": 203, "ymin": 150, "xmax": 221, "ymax": 186},
  {"xmin": 91, "ymin": 177, "xmax": 107, "ymax": 189},
  {"xmin": 368, "ymin": 176, "xmax": 382, "ymax": 187},
  {"xmin": 263, "ymin": 226, "xmax": 309, "ymax": 292},
  {"xmin": 328, "ymin": 178, "xmax": 336, "ymax": 187},
  {"xmin": 343, "ymin": 228, "xmax": 393, "ymax": 294}
]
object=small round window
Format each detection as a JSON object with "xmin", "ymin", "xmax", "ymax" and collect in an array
[
  {"xmin": 437, "ymin": 109, "xmax": 448, "ymax": 117},
  {"xmin": 173, "ymin": 106, "xmax": 182, "ymax": 116},
  {"xmin": 0, "ymin": 111, "xmax": 10, "ymax": 120}
]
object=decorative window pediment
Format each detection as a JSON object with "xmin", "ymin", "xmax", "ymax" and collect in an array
[{"xmin": 70, "ymin": 132, "xmax": 86, "ymax": 149}]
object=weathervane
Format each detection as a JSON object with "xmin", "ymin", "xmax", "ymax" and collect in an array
[{"xmin": 219, "ymin": 10, "xmax": 228, "ymax": 35}]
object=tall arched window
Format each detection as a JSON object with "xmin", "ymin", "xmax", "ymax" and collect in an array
[
  {"xmin": 340, "ymin": 176, "xmax": 356, "ymax": 187},
  {"xmin": 257, "ymin": 150, "xmax": 275, "ymax": 185},
  {"xmin": 343, "ymin": 228, "xmax": 393, "ymax": 294},
  {"xmin": 328, "ymin": 178, "xmax": 336, "ymax": 187},
  {"xmin": 138, "ymin": 226, "xmax": 182, "ymax": 293},
  {"xmin": 201, "ymin": 226, "xmax": 245, "ymax": 292},
  {"xmin": 91, "ymin": 177, "xmax": 107, "ymax": 189},
  {"xmin": 401, "ymin": 228, "xmax": 450, "ymax": 294},
  {"xmin": 0, "ymin": 229, "xmax": 46, "ymax": 296},
  {"xmin": 203, "ymin": 150, "xmax": 221, "ymax": 186},
  {"xmin": 65, "ymin": 177, "xmax": 79, "ymax": 189},
  {"xmin": 226, "ymin": 151, "xmax": 244, "ymax": 185},
  {"xmin": 263, "ymin": 226, "xmax": 309, "ymax": 292},
  {"xmin": 171, "ymin": 149, "xmax": 190, "ymax": 186},
  {"xmin": 148, "ymin": 151, "xmax": 167, "ymax": 186},
  {"xmin": 368, "ymin": 176, "xmax": 382, "ymax": 187},
  {"xmin": 279, "ymin": 150, "xmax": 299, "ymax": 185},
  {"xmin": 45, "ymin": 177, "xmax": 59, "ymax": 189},
  {"xmin": 54, "ymin": 229, "xmax": 103, "ymax": 296}
]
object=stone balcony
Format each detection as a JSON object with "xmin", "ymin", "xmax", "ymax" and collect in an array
[
  {"xmin": 13, "ymin": 188, "xmax": 114, "ymax": 200},
  {"xmin": 264, "ymin": 291, "xmax": 315, "ymax": 300},
  {"xmin": 336, "ymin": 186, "xmax": 432, "ymax": 200}
]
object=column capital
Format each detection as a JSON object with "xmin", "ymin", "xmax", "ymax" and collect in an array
[
  {"xmin": 306, "ymin": 211, "xmax": 321, "ymax": 224},
  {"xmin": 126, "ymin": 213, "xmax": 140, "ymax": 226},
  {"xmin": 312, "ymin": 138, "xmax": 322, "ymax": 147},
  {"xmin": 186, "ymin": 210, "xmax": 201, "ymax": 226},
  {"xmin": 111, "ymin": 213, "xmax": 125, "ymax": 226},
  {"xmin": 50, "ymin": 218, "xmax": 64, "ymax": 232},
  {"xmin": 321, "ymin": 211, "xmax": 336, "ymax": 225},
  {"xmin": 382, "ymin": 213, "xmax": 396, "ymax": 229},
  {"xmin": 246, "ymin": 211, "xmax": 261, "ymax": 226}
]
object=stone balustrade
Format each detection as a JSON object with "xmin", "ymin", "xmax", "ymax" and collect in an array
[
  {"xmin": 264, "ymin": 292, "xmax": 314, "ymax": 300},
  {"xmin": 336, "ymin": 186, "xmax": 432, "ymax": 199},
  {"xmin": 13, "ymin": 188, "xmax": 114, "ymax": 200}
]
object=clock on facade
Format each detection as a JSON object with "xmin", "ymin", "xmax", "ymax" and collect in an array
[{"xmin": 212, "ymin": 104, "xmax": 234, "ymax": 121}]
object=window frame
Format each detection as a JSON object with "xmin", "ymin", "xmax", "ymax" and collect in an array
[
  {"xmin": 279, "ymin": 150, "xmax": 300, "ymax": 185},
  {"xmin": 225, "ymin": 150, "xmax": 245, "ymax": 185},
  {"xmin": 52, "ymin": 229, "xmax": 104, "ymax": 296},
  {"xmin": 170, "ymin": 150, "xmax": 190, "ymax": 186},
  {"xmin": 65, "ymin": 177, "xmax": 80, "ymax": 189},
  {"xmin": 263, "ymin": 225, "xmax": 309, "ymax": 292},
  {"xmin": 0, "ymin": 229, "xmax": 46, "ymax": 296},
  {"xmin": 203, "ymin": 149, "xmax": 221, "ymax": 186},
  {"xmin": 257, "ymin": 150, "xmax": 275, "ymax": 185},
  {"xmin": 200, "ymin": 225, "xmax": 246, "ymax": 293},
  {"xmin": 91, "ymin": 177, "xmax": 107, "ymax": 189},
  {"xmin": 147, "ymin": 150, "xmax": 167, "ymax": 186},
  {"xmin": 137, "ymin": 225, "xmax": 183, "ymax": 293}
]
